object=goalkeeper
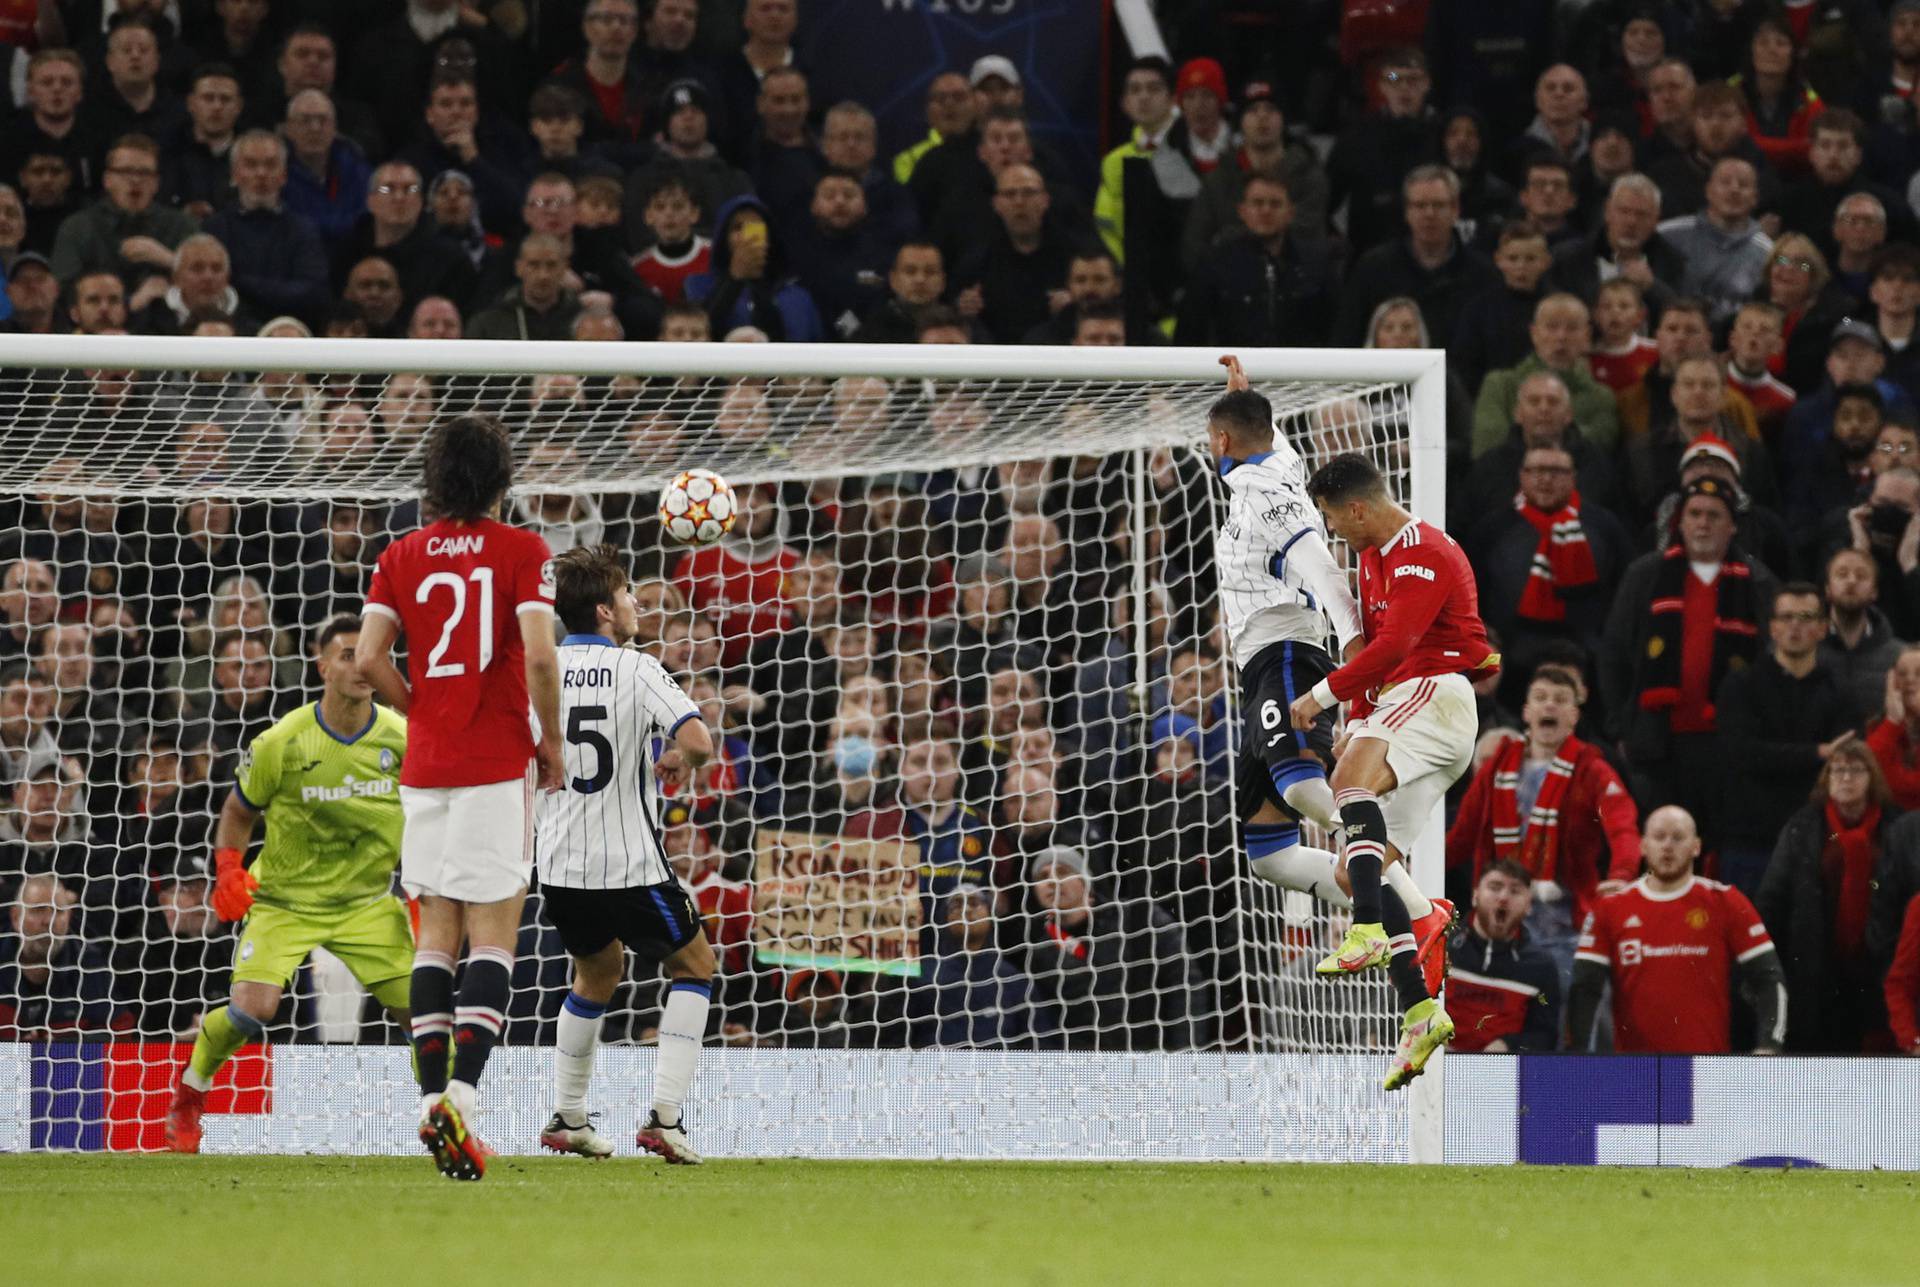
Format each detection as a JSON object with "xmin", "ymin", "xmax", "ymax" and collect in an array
[{"xmin": 166, "ymin": 615, "xmax": 412, "ymax": 1153}]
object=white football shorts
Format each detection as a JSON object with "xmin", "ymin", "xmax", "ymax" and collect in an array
[
  {"xmin": 1347, "ymin": 672, "xmax": 1478, "ymax": 851},
  {"xmin": 400, "ymin": 774, "xmax": 533, "ymax": 903}
]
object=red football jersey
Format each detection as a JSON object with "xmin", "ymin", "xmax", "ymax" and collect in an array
[
  {"xmin": 1727, "ymin": 368, "xmax": 1797, "ymax": 433},
  {"xmin": 1575, "ymin": 875, "xmax": 1776, "ymax": 1053},
  {"xmin": 365, "ymin": 518, "xmax": 555, "ymax": 788},
  {"xmin": 1327, "ymin": 518, "xmax": 1497, "ymax": 705},
  {"xmin": 632, "ymin": 237, "xmax": 712, "ymax": 306},
  {"xmin": 1588, "ymin": 336, "xmax": 1659, "ymax": 393},
  {"xmin": 672, "ymin": 542, "xmax": 798, "ymax": 667}
]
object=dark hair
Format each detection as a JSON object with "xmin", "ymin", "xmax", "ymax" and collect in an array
[
  {"xmin": 190, "ymin": 63, "xmax": 243, "ymax": 92},
  {"xmin": 1127, "ymin": 55, "xmax": 1173, "ymax": 89},
  {"xmin": 895, "ymin": 238, "xmax": 942, "ymax": 266},
  {"xmin": 551, "ymin": 543, "xmax": 629, "ymax": 635},
  {"xmin": 1811, "ymin": 106, "xmax": 1867, "ymax": 147},
  {"xmin": 1305, "ymin": 453, "xmax": 1388, "ymax": 505},
  {"xmin": 315, "ymin": 613, "xmax": 361, "ymax": 655},
  {"xmin": 1480, "ymin": 858, "xmax": 1534, "ymax": 887},
  {"xmin": 980, "ymin": 104, "xmax": 1028, "ymax": 129},
  {"xmin": 1207, "ymin": 388, "xmax": 1274, "ymax": 443},
  {"xmin": 1497, "ymin": 217, "xmax": 1548, "ymax": 247},
  {"xmin": 1529, "ymin": 663, "xmax": 1583, "ymax": 700},
  {"xmin": 1660, "ymin": 295, "xmax": 1712, "ymax": 327},
  {"xmin": 1773, "ymin": 581, "xmax": 1825, "ymax": 612},
  {"xmin": 913, "ymin": 303, "xmax": 965, "ymax": 337},
  {"xmin": 1815, "ymin": 737, "xmax": 1892, "ymax": 808},
  {"xmin": 1872, "ymin": 242, "xmax": 1920, "ymax": 282},
  {"xmin": 529, "ymin": 81, "xmax": 586, "ymax": 121},
  {"xmin": 1835, "ymin": 381, "xmax": 1886, "ymax": 414},
  {"xmin": 643, "ymin": 171, "xmax": 695, "ymax": 208},
  {"xmin": 1521, "ymin": 156, "xmax": 1572, "ymax": 184},
  {"xmin": 1075, "ymin": 299, "xmax": 1124, "ymax": 326},
  {"xmin": 1068, "ymin": 245, "xmax": 1119, "ymax": 271},
  {"xmin": 422, "ymin": 416, "xmax": 514, "ymax": 521}
]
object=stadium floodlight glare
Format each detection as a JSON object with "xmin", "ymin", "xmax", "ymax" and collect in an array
[{"xmin": 0, "ymin": 335, "xmax": 1446, "ymax": 1161}]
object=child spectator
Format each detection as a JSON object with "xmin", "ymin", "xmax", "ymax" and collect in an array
[
  {"xmin": 631, "ymin": 175, "xmax": 710, "ymax": 305},
  {"xmin": 575, "ymin": 176, "xmax": 624, "ymax": 231},
  {"xmin": 1725, "ymin": 300, "xmax": 1798, "ymax": 441},
  {"xmin": 1587, "ymin": 278, "xmax": 1659, "ymax": 394}
]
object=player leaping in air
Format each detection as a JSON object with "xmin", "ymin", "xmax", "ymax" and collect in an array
[
  {"xmin": 166, "ymin": 615, "xmax": 412, "ymax": 1152},
  {"xmin": 356, "ymin": 416, "xmax": 566, "ymax": 1180},
  {"xmin": 1206, "ymin": 357, "xmax": 1454, "ymax": 979},
  {"xmin": 1290, "ymin": 452, "xmax": 1499, "ymax": 1090},
  {"xmin": 536, "ymin": 544, "xmax": 719, "ymax": 1164}
]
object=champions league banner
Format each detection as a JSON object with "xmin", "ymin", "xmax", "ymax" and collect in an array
[
  {"xmin": 798, "ymin": 0, "xmax": 1107, "ymax": 187},
  {"xmin": 1444, "ymin": 1054, "xmax": 1920, "ymax": 1170}
]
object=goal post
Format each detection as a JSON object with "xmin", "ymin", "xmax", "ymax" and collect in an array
[{"xmin": 0, "ymin": 335, "xmax": 1449, "ymax": 1161}]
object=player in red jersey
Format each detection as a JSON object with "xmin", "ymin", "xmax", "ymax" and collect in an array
[
  {"xmin": 1289, "ymin": 453, "xmax": 1499, "ymax": 1089},
  {"xmin": 1569, "ymin": 805, "xmax": 1786, "ymax": 1053},
  {"xmin": 355, "ymin": 416, "xmax": 566, "ymax": 1180}
]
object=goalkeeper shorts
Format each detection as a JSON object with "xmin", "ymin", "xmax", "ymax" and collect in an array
[{"xmin": 232, "ymin": 896, "xmax": 415, "ymax": 1007}]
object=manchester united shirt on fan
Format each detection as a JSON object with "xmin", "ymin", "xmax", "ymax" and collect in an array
[{"xmin": 1575, "ymin": 875, "xmax": 1777, "ymax": 1053}]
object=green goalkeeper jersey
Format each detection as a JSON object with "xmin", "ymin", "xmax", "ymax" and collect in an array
[{"xmin": 233, "ymin": 702, "xmax": 408, "ymax": 916}]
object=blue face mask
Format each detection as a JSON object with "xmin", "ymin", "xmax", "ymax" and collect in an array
[{"xmin": 834, "ymin": 735, "xmax": 878, "ymax": 777}]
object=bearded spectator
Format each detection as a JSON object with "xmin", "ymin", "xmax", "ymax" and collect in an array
[
  {"xmin": 1821, "ymin": 548, "xmax": 1904, "ymax": 730},
  {"xmin": 1444, "ymin": 861, "xmax": 1563, "ymax": 1052}
]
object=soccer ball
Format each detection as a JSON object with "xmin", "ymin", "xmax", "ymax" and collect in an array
[{"xmin": 658, "ymin": 468, "xmax": 738, "ymax": 545}]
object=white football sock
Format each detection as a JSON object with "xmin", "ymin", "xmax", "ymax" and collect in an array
[
  {"xmin": 1250, "ymin": 844, "xmax": 1352, "ymax": 909},
  {"xmin": 554, "ymin": 998, "xmax": 605, "ymax": 1122},
  {"xmin": 1280, "ymin": 774, "xmax": 1339, "ymax": 831},
  {"xmin": 1385, "ymin": 861, "xmax": 1434, "ymax": 920},
  {"xmin": 444, "ymin": 1078, "xmax": 477, "ymax": 1122},
  {"xmin": 652, "ymin": 981, "xmax": 711, "ymax": 1127}
]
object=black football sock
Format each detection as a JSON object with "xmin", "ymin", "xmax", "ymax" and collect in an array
[
  {"xmin": 1334, "ymin": 787, "xmax": 1388, "ymax": 925},
  {"xmin": 1381, "ymin": 887, "xmax": 1430, "ymax": 1010}
]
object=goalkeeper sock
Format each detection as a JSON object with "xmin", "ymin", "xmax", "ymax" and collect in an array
[
  {"xmin": 1384, "ymin": 861, "xmax": 1434, "ymax": 921},
  {"xmin": 183, "ymin": 1004, "xmax": 265, "ymax": 1092},
  {"xmin": 408, "ymin": 949, "xmax": 455, "ymax": 1098},
  {"xmin": 1334, "ymin": 787, "xmax": 1387, "ymax": 925},
  {"xmin": 449, "ymin": 946, "xmax": 514, "ymax": 1093},
  {"xmin": 554, "ymin": 991, "xmax": 606, "ymax": 1123},
  {"xmin": 1380, "ymin": 887, "xmax": 1430, "ymax": 1010},
  {"xmin": 1246, "ymin": 823, "xmax": 1351, "ymax": 908},
  {"xmin": 653, "ymin": 979, "xmax": 712, "ymax": 1128}
]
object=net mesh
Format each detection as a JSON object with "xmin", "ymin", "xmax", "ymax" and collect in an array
[{"xmin": 0, "ymin": 340, "xmax": 1426, "ymax": 1156}]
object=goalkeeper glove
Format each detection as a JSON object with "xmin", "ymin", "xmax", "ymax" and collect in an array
[{"xmin": 211, "ymin": 847, "xmax": 258, "ymax": 921}]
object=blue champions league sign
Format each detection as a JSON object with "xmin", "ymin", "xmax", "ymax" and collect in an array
[
  {"xmin": 798, "ymin": 0, "xmax": 1107, "ymax": 186},
  {"xmin": 1444, "ymin": 1054, "xmax": 1920, "ymax": 1170}
]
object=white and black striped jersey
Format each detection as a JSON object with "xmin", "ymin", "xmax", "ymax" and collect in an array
[
  {"xmin": 535, "ymin": 635, "xmax": 701, "ymax": 889},
  {"xmin": 1215, "ymin": 442, "xmax": 1364, "ymax": 668}
]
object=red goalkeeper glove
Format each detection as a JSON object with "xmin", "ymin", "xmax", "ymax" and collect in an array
[{"xmin": 211, "ymin": 847, "xmax": 258, "ymax": 921}]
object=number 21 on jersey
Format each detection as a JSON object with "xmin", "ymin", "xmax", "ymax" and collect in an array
[{"xmin": 416, "ymin": 567, "xmax": 494, "ymax": 677}]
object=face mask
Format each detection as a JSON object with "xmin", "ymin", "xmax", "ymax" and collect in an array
[{"xmin": 834, "ymin": 735, "xmax": 877, "ymax": 777}]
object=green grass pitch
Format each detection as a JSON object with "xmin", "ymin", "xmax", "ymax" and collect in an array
[{"xmin": 0, "ymin": 1155, "xmax": 1912, "ymax": 1287}]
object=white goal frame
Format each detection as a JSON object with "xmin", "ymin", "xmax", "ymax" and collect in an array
[{"xmin": 0, "ymin": 336, "xmax": 1450, "ymax": 1162}]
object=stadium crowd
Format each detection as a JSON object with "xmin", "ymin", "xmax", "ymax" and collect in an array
[{"xmin": 0, "ymin": 0, "xmax": 1919, "ymax": 1061}]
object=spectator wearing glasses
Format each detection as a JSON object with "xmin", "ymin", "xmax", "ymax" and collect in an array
[
  {"xmin": 1325, "ymin": 48, "xmax": 1439, "ymax": 257},
  {"xmin": 341, "ymin": 160, "xmax": 474, "ymax": 311},
  {"xmin": 1759, "ymin": 740, "xmax": 1901, "ymax": 1052},
  {"xmin": 1760, "ymin": 233, "xmax": 1858, "ymax": 397},
  {"xmin": 48, "ymin": 133, "xmax": 194, "ymax": 291},
  {"xmin": 1831, "ymin": 192, "xmax": 1888, "ymax": 301},
  {"xmin": 1466, "ymin": 444, "xmax": 1630, "ymax": 681},
  {"xmin": 280, "ymin": 89, "xmax": 370, "ymax": 260},
  {"xmin": 1714, "ymin": 582, "xmax": 1856, "ymax": 897},
  {"xmin": 550, "ymin": 0, "xmax": 650, "ymax": 146}
]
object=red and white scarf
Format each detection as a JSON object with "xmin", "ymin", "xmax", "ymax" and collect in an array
[
  {"xmin": 1515, "ymin": 491, "xmax": 1599, "ymax": 623},
  {"xmin": 1489, "ymin": 734, "xmax": 1585, "ymax": 883}
]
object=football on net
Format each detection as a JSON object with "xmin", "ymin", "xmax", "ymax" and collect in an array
[{"xmin": 658, "ymin": 468, "xmax": 738, "ymax": 545}]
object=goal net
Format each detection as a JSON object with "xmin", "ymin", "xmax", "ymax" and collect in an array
[{"xmin": 0, "ymin": 336, "xmax": 1446, "ymax": 1161}]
